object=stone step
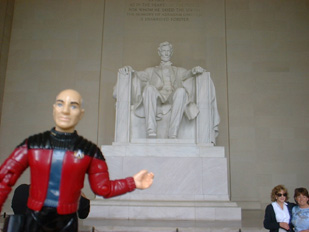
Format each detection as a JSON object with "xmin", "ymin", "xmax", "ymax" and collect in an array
[
  {"xmin": 80, "ymin": 210, "xmax": 268, "ymax": 232},
  {"xmin": 88, "ymin": 199, "xmax": 241, "ymax": 221},
  {"xmin": 81, "ymin": 219, "xmax": 267, "ymax": 232},
  {"xmin": 82, "ymin": 218, "xmax": 242, "ymax": 232}
]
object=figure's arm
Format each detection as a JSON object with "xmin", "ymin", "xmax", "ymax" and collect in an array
[
  {"xmin": 88, "ymin": 156, "xmax": 153, "ymax": 198},
  {"xmin": 181, "ymin": 66, "xmax": 206, "ymax": 81},
  {"xmin": 0, "ymin": 142, "xmax": 29, "ymax": 212},
  {"xmin": 119, "ymin": 65, "xmax": 152, "ymax": 82}
]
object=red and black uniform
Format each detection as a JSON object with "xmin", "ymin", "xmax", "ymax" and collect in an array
[{"xmin": 0, "ymin": 128, "xmax": 136, "ymax": 231}]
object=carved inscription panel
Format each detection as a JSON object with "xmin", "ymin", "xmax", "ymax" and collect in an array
[{"xmin": 127, "ymin": 0, "xmax": 203, "ymax": 22}]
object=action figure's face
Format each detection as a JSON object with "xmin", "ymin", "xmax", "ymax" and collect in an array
[
  {"xmin": 158, "ymin": 45, "xmax": 173, "ymax": 62},
  {"xmin": 53, "ymin": 89, "xmax": 84, "ymax": 133}
]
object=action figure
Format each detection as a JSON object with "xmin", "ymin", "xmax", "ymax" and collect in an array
[{"xmin": 0, "ymin": 89, "xmax": 154, "ymax": 232}]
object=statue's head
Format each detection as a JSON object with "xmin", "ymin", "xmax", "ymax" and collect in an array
[
  {"xmin": 158, "ymin": 41, "xmax": 173, "ymax": 62},
  {"xmin": 53, "ymin": 89, "xmax": 84, "ymax": 133}
]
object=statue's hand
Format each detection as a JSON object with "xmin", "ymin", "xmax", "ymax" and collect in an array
[
  {"xmin": 192, "ymin": 66, "xmax": 205, "ymax": 75},
  {"xmin": 133, "ymin": 170, "xmax": 154, "ymax": 190},
  {"xmin": 119, "ymin": 66, "xmax": 134, "ymax": 75}
]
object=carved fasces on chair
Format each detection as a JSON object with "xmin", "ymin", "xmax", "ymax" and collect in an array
[
  {"xmin": 196, "ymin": 72, "xmax": 220, "ymax": 144},
  {"xmin": 114, "ymin": 71, "xmax": 132, "ymax": 143}
]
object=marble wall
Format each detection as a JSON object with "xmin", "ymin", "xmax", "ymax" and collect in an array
[
  {"xmin": 0, "ymin": 0, "xmax": 15, "ymax": 124},
  {"xmin": 226, "ymin": 0, "xmax": 309, "ymax": 209},
  {"xmin": 0, "ymin": 0, "xmax": 308, "ymax": 213}
]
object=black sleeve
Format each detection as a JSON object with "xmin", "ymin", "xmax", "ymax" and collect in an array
[
  {"xmin": 77, "ymin": 196, "xmax": 90, "ymax": 219},
  {"xmin": 264, "ymin": 204, "xmax": 280, "ymax": 230}
]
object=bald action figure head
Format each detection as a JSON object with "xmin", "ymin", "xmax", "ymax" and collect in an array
[{"xmin": 53, "ymin": 89, "xmax": 84, "ymax": 133}]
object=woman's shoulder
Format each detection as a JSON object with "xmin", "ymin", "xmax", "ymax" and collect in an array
[
  {"xmin": 292, "ymin": 205, "xmax": 300, "ymax": 212},
  {"xmin": 265, "ymin": 203, "xmax": 275, "ymax": 211}
]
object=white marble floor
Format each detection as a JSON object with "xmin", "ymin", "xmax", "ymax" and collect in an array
[{"xmin": 79, "ymin": 210, "xmax": 268, "ymax": 232}]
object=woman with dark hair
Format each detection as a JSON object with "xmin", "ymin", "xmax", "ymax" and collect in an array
[
  {"xmin": 264, "ymin": 185, "xmax": 295, "ymax": 232},
  {"xmin": 291, "ymin": 187, "xmax": 309, "ymax": 232}
]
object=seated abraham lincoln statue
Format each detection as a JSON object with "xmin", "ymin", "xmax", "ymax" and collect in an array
[
  {"xmin": 119, "ymin": 41, "xmax": 210, "ymax": 139},
  {"xmin": 119, "ymin": 42, "xmax": 205, "ymax": 138}
]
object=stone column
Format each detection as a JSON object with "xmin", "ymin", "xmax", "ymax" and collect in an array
[{"xmin": 196, "ymin": 72, "xmax": 212, "ymax": 145}]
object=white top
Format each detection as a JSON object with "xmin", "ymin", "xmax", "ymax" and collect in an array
[{"xmin": 272, "ymin": 202, "xmax": 290, "ymax": 232}]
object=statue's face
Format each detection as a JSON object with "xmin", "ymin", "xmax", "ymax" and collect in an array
[
  {"xmin": 53, "ymin": 89, "xmax": 84, "ymax": 133},
  {"xmin": 159, "ymin": 45, "xmax": 172, "ymax": 62}
]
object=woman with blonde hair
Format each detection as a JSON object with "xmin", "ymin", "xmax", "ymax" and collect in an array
[{"xmin": 264, "ymin": 185, "xmax": 295, "ymax": 232}]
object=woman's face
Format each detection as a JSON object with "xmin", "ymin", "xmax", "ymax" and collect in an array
[
  {"xmin": 296, "ymin": 194, "xmax": 309, "ymax": 207},
  {"xmin": 276, "ymin": 190, "xmax": 287, "ymax": 204}
]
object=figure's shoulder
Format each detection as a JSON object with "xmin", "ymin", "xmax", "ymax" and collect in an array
[
  {"xmin": 134, "ymin": 67, "xmax": 155, "ymax": 77},
  {"xmin": 74, "ymin": 135, "xmax": 105, "ymax": 161},
  {"xmin": 25, "ymin": 130, "xmax": 51, "ymax": 148},
  {"xmin": 28, "ymin": 130, "xmax": 50, "ymax": 139}
]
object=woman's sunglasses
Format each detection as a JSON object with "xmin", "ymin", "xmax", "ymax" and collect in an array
[{"xmin": 276, "ymin": 193, "xmax": 287, "ymax": 197}]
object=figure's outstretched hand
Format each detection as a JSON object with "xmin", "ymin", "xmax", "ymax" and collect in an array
[
  {"xmin": 192, "ymin": 66, "xmax": 205, "ymax": 75},
  {"xmin": 133, "ymin": 170, "xmax": 154, "ymax": 189},
  {"xmin": 119, "ymin": 66, "xmax": 134, "ymax": 75}
]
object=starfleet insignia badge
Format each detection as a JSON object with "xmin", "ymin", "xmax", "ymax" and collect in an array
[{"xmin": 74, "ymin": 150, "xmax": 84, "ymax": 159}]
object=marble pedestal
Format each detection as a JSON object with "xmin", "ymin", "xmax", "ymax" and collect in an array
[{"xmin": 88, "ymin": 141, "xmax": 241, "ymax": 221}]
